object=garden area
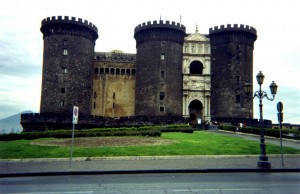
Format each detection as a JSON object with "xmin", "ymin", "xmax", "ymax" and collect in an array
[{"xmin": 1, "ymin": 127, "xmax": 299, "ymax": 159}]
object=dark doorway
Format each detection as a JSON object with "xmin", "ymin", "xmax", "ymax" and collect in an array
[{"xmin": 189, "ymin": 100, "xmax": 203, "ymax": 122}]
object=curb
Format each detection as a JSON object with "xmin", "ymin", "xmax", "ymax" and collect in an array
[
  {"xmin": 1, "ymin": 168, "xmax": 300, "ymax": 178},
  {"xmin": 2, "ymin": 154, "xmax": 300, "ymax": 163}
]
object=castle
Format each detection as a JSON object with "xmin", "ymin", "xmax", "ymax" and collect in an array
[{"xmin": 21, "ymin": 16, "xmax": 258, "ymax": 131}]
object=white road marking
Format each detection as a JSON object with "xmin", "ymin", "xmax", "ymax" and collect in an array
[{"xmin": 173, "ymin": 188, "xmax": 261, "ymax": 192}]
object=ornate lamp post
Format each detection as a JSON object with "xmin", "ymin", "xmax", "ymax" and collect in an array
[{"xmin": 245, "ymin": 71, "xmax": 278, "ymax": 169}]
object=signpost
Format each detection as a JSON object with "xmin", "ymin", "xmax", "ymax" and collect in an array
[
  {"xmin": 70, "ymin": 106, "xmax": 79, "ymax": 168},
  {"xmin": 277, "ymin": 102, "xmax": 284, "ymax": 167}
]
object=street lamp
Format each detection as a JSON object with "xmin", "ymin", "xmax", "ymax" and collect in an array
[{"xmin": 244, "ymin": 71, "xmax": 278, "ymax": 169}]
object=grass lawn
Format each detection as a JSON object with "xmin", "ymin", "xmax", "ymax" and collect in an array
[{"xmin": 0, "ymin": 131, "xmax": 299, "ymax": 159}]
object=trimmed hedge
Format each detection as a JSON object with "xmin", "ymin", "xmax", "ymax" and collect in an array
[
  {"xmin": 0, "ymin": 129, "xmax": 161, "ymax": 141},
  {"xmin": 138, "ymin": 125, "xmax": 193, "ymax": 133},
  {"xmin": 161, "ymin": 127, "xmax": 194, "ymax": 133},
  {"xmin": 0, "ymin": 124, "xmax": 194, "ymax": 141}
]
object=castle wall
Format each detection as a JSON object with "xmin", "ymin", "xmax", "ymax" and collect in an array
[
  {"xmin": 134, "ymin": 20, "xmax": 186, "ymax": 116},
  {"xmin": 92, "ymin": 52, "xmax": 136, "ymax": 117},
  {"xmin": 22, "ymin": 17, "xmax": 261, "ymax": 132},
  {"xmin": 40, "ymin": 16, "xmax": 98, "ymax": 117},
  {"xmin": 209, "ymin": 24, "xmax": 257, "ymax": 119}
]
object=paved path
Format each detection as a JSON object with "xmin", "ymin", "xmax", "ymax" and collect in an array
[
  {"xmin": 215, "ymin": 130, "xmax": 300, "ymax": 149},
  {"xmin": 1, "ymin": 131, "xmax": 299, "ymax": 176}
]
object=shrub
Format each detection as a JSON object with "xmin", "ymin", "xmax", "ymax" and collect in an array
[
  {"xmin": 0, "ymin": 124, "xmax": 195, "ymax": 141},
  {"xmin": 160, "ymin": 127, "xmax": 194, "ymax": 133},
  {"xmin": 0, "ymin": 128, "xmax": 161, "ymax": 141},
  {"xmin": 219, "ymin": 125, "xmax": 236, "ymax": 132}
]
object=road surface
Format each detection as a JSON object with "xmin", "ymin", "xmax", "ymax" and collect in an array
[{"xmin": 1, "ymin": 172, "xmax": 300, "ymax": 194}]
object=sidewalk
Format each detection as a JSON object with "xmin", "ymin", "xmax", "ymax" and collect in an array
[
  {"xmin": 1, "ymin": 131, "xmax": 300, "ymax": 176},
  {"xmin": 1, "ymin": 155, "xmax": 300, "ymax": 177}
]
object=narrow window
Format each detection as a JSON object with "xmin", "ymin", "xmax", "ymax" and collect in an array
[
  {"xmin": 94, "ymin": 92, "xmax": 97, "ymax": 98},
  {"xmin": 111, "ymin": 68, "xmax": 115, "ymax": 75},
  {"xmin": 121, "ymin": 69, "xmax": 125, "ymax": 75},
  {"xmin": 94, "ymin": 67, "xmax": 98, "ymax": 74},
  {"xmin": 60, "ymin": 100, "xmax": 65, "ymax": 107},
  {"xmin": 161, "ymin": 53, "xmax": 165, "ymax": 60},
  {"xmin": 131, "ymin": 69, "xmax": 136, "ymax": 76},
  {"xmin": 161, "ymin": 71, "xmax": 165, "ymax": 78},
  {"xmin": 105, "ymin": 68, "xmax": 109, "ymax": 74},
  {"xmin": 94, "ymin": 102, "xmax": 96, "ymax": 108},
  {"xmin": 61, "ymin": 88, "xmax": 65, "ymax": 93},
  {"xmin": 160, "ymin": 106, "xmax": 165, "ymax": 112},
  {"xmin": 126, "ymin": 69, "xmax": 130, "ymax": 76},
  {"xmin": 62, "ymin": 67, "xmax": 67, "ymax": 74},
  {"xmin": 236, "ymin": 95, "xmax": 241, "ymax": 103},
  {"xmin": 160, "ymin": 92, "xmax": 165, "ymax": 101},
  {"xmin": 100, "ymin": 68, "xmax": 104, "ymax": 74},
  {"xmin": 113, "ymin": 92, "xmax": 115, "ymax": 99},
  {"xmin": 113, "ymin": 102, "xmax": 115, "ymax": 109},
  {"xmin": 63, "ymin": 49, "xmax": 68, "ymax": 56},
  {"xmin": 63, "ymin": 40, "xmax": 68, "ymax": 48}
]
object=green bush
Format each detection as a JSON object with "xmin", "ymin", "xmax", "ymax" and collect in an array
[
  {"xmin": 219, "ymin": 125, "xmax": 236, "ymax": 132},
  {"xmin": 161, "ymin": 127, "xmax": 194, "ymax": 133},
  {"xmin": 0, "ymin": 124, "xmax": 195, "ymax": 141},
  {"xmin": 0, "ymin": 129, "xmax": 162, "ymax": 141}
]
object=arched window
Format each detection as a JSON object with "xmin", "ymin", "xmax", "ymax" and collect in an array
[
  {"xmin": 111, "ymin": 68, "xmax": 115, "ymax": 75},
  {"xmin": 121, "ymin": 69, "xmax": 125, "ymax": 75},
  {"xmin": 105, "ymin": 68, "xmax": 109, "ymax": 74},
  {"xmin": 131, "ymin": 69, "xmax": 136, "ymax": 76},
  {"xmin": 100, "ymin": 68, "xmax": 104, "ymax": 74},
  {"xmin": 189, "ymin": 61, "xmax": 203, "ymax": 75},
  {"xmin": 126, "ymin": 69, "xmax": 130, "ymax": 76}
]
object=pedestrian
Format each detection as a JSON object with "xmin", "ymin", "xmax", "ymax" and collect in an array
[{"xmin": 197, "ymin": 118, "xmax": 202, "ymax": 130}]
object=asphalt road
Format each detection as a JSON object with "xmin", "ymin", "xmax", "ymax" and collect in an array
[{"xmin": 1, "ymin": 173, "xmax": 300, "ymax": 194}]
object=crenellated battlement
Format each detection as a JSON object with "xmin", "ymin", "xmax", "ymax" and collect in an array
[
  {"xmin": 209, "ymin": 24, "xmax": 256, "ymax": 35},
  {"xmin": 134, "ymin": 20, "xmax": 186, "ymax": 33},
  {"xmin": 134, "ymin": 20, "xmax": 186, "ymax": 46},
  {"xmin": 41, "ymin": 16, "xmax": 98, "ymax": 41},
  {"xmin": 42, "ymin": 16, "xmax": 98, "ymax": 32}
]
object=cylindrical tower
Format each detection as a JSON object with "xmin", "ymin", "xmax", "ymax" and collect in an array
[
  {"xmin": 134, "ymin": 20, "xmax": 186, "ymax": 116},
  {"xmin": 209, "ymin": 24, "xmax": 257, "ymax": 120},
  {"xmin": 40, "ymin": 16, "xmax": 98, "ymax": 117}
]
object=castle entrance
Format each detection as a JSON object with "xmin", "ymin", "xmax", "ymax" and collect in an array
[{"xmin": 188, "ymin": 100, "xmax": 203, "ymax": 125}]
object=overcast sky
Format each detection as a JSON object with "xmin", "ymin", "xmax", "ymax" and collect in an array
[{"xmin": 0, "ymin": 0, "xmax": 299, "ymax": 124}]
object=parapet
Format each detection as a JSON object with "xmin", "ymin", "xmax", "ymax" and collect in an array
[
  {"xmin": 41, "ymin": 16, "xmax": 99, "ymax": 41},
  {"xmin": 41, "ymin": 16, "xmax": 98, "ymax": 33},
  {"xmin": 94, "ymin": 52, "xmax": 136, "ymax": 62},
  {"xmin": 209, "ymin": 24, "xmax": 257, "ymax": 35},
  {"xmin": 134, "ymin": 20, "xmax": 186, "ymax": 34}
]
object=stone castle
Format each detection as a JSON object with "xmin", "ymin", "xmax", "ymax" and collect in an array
[{"xmin": 21, "ymin": 16, "xmax": 258, "ymax": 131}]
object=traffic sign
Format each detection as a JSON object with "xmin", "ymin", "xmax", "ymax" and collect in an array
[
  {"xmin": 277, "ymin": 102, "xmax": 283, "ymax": 113},
  {"xmin": 277, "ymin": 113, "xmax": 283, "ymax": 123},
  {"xmin": 72, "ymin": 106, "xmax": 79, "ymax": 124}
]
